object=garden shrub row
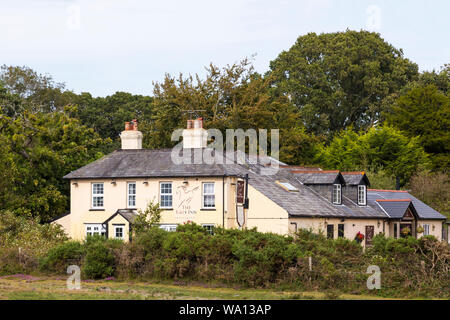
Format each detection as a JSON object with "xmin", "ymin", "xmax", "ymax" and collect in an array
[{"xmin": 2, "ymin": 222, "xmax": 448, "ymax": 298}]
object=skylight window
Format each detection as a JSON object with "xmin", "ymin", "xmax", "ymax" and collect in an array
[{"xmin": 276, "ymin": 181, "xmax": 299, "ymax": 192}]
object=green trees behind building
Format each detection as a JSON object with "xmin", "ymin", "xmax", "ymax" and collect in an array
[{"xmin": 0, "ymin": 30, "xmax": 448, "ymax": 222}]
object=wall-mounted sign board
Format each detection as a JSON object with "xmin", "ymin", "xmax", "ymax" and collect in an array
[{"xmin": 236, "ymin": 180, "xmax": 245, "ymax": 204}]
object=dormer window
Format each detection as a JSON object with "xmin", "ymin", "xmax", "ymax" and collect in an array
[
  {"xmin": 358, "ymin": 185, "xmax": 366, "ymax": 205},
  {"xmin": 332, "ymin": 184, "xmax": 341, "ymax": 204}
]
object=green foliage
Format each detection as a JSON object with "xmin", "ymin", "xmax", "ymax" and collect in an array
[
  {"xmin": 408, "ymin": 170, "xmax": 450, "ymax": 218},
  {"xmin": 39, "ymin": 241, "xmax": 84, "ymax": 273},
  {"xmin": 0, "ymin": 65, "xmax": 66, "ymax": 117},
  {"xmin": 0, "ymin": 210, "xmax": 67, "ymax": 256},
  {"xmin": 231, "ymin": 230, "xmax": 299, "ymax": 286},
  {"xmin": 385, "ymin": 84, "xmax": 450, "ymax": 169},
  {"xmin": 317, "ymin": 126, "xmax": 429, "ymax": 185},
  {"xmin": 133, "ymin": 200, "xmax": 162, "ymax": 235},
  {"xmin": 67, "ymin": 91, "xmax": 155, "ymax": 143},
  {"xmin": 363, "ymin": 167, "xmax": 396, "ymax": 190},
  {"xmin": 82, "ymin": 236, "xmax": 119, "ymax": 279},
  {"xmin": 4, "ymin": 224, "xmax": 449, "ymax": 297},
  {"xmin": 269, "ymin": 30, "xmax": 418, "ymax": 135},
  {"xmin": 146, "ymin": 58, "xmax": 318, "ymax": 165},
  {"xmin": 0, "ymin": 109, "xmax": 110, "ymax": 221}
]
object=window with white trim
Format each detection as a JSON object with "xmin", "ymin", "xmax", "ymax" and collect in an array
[
  {"xmin": 202, "ymin": 224, "xmax": 215, "ymax": 235},
  {"xmin": 159, "ymin": 182, "xmax": 173, "ymax": 208},
  {"xmin": 332, "ymin": 184, "xmax": 341, "ymax": 204},
  {"xmin": 202, "ymin": 182, "xmax": 215, "ymax": 208},
  {"xmin": 114, "ymin": 225, "xmax": 124, "ymax": 239},
  {"xmin": 92, "ymin": 183, "xmax": 104, "ymax": 208},
  {"xmin": 423, "ymin": 224, "xmax": 430, "ymax": 236},
  {"xmin": 358, "ymin": 185, "xmax": 366, "ymax": 205},
  {"xmin": 85, "ymin": 224, "xmax": 106, "ymax": 237},
  {"xmin": 159, "ymin": 224, "xmax": 177, "ymax": 232},
  {"xmin": 127, "ymin": 182, "xmax": 136, "ymax": 208}
]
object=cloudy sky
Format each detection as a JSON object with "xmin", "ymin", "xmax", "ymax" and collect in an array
[{"xmin": 1, "ymin": 0, "xmax": 449, "ymax": 97}]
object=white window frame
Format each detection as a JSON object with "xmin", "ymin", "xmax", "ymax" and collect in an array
[
  {"xmin": 127, "ymin": 182, "xmax": 136, "ymax": 208},
  {"xmin": 423, "ymin": 224, "xmax": 430, "ymax": 236},
  {"xmin": 113, "ymin": 225, "xmax": 124, "ymax": 239},
  {"xmin": 332, "ymin": 184, "xmax": 342, "ymax": 205},
  {"xmin": 202, "ymin": 224, "xmax": 215, "ymax": 235},
  {"xmin": 358, "ymin": 185, "xmax": 367, "ymax": 206},
  {"xmin": 159, "ymin": 182, "xmax": 173, "ymax": 209},
  {"xmin": 202, "ymin": 182, "xmax": 215, "ymax": 209},
  {"xmin": 92, "ymin": 183, "xmax": 104, "ymax": 208},
  {"xmin": 159, "ymin": 224, "xmax": 177, "ymax": 232},
  {"xmin": 85, "ymin": 224, "xmax": 106, "ymax": 237}
]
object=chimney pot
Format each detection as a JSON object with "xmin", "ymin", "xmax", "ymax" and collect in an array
[
  {"xmin": 194, "ymin": 118, "xmax": 203, "ymax": 129},
  {"xmin": 121, "ymin": 119, "xmax": 142, "ymax": 149},
  {"xmin": 182, "ymin": 117, "xmax": 207, "ymax": 149},
  {"xmin": 131, "ymin": 119, "xmax": 138, "ymax": 130}
]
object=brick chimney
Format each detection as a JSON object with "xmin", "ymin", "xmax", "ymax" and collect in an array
[
  {"xmin": 182, "ymin": 118, "xmax": 207, "ymax": 149},
  {"xmin": 120, "ymin": 119, "xmax": 143, "ymax": 149}
]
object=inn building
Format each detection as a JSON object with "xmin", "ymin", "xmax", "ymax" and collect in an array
[{"xmin": 53, "ymin": 119, "xmax": 446, "ymax": 244}]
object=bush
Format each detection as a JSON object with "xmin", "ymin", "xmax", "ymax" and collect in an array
[
  {"xmin": 82, "ymin": 236, "xmax": 120, "ymax": 279},
  {"xmin": 231, "ymin": 230, "xmax": 299, "ymax": 286},
  {"xmin": 0, "ymin": 247, "xmax": 38, "ymax": 275},
  {"xmin": 0, "ymin": 210, "xmax": 67, "ymax": 256},
  {"xmin": 39, "ymin": 241, "xmax": 84, "ymax": 274},
  {"xmin": 6, "ymin": 222, "xmax": 448, "ymax": 298}
]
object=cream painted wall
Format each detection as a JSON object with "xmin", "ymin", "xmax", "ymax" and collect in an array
[
  {"xmin": 52, "ymin": 214, "xmax": 71, "ymax": 236},
  {"xmin": 417, "ymin": 220, "xmax": 443, "ymax": 240},
  {"xmin": 244, "ymin": 185, "xmax": 289, "ymax": 234},
  {"xmin": 288, "ymin": 217, "xmax": 385, "ymax": 245},
  {"xmin": 107, "ymin": 214, "xmax": 130, "ymax": 241},
  {"xmin": 66, "ymin": 177, "xmax": 229, "ymax": 240},
  {"xmin": 56, "ymin": 176, "xmax": 444, "ymax": 243}
]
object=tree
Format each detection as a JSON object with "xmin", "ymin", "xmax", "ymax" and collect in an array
[
  {"xmin": 68, "ymin": 91, "xmax": 155, "ymax": 143},
  {"xmin": 408, "ymin": 170, "xmax": 449, "ymax": 218},
  {"xmin": 0, "ymin": 65, "xmax": 69, "ymax": 116},
  {"xmin": 0, "ymin": 107, "xmax": 110, "ymax": 221},
  {"xmin": 133, "ymin": 200, "xmax": 162, "ymax": 235},
  {"xmin": 268, "ymin": 30, "xmax": 419, "ymax": 135},
  {"xmin": 317, "ymin": 126, "xmax": 429, "ymax": 185},
  {"xmin": 147, "ymin": 58, "xmax": 319, "ymax": 164},
  {"xmin": 385, "ymin": 84, "xmax": 449, "ymax": 169}
]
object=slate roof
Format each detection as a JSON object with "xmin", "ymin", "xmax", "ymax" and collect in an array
[
  {"xmin": 244, "ymin": 167, "xmax": 386, "ymax": 219},
  {"xmin": 247, "ymin": 170, "xmax": 350, "ymax": 218},
  {"xmin": 375, "ymin": 200, "xmax": 413, "ymax": 219},
  {"xmin": 341, "ymin": 172, "xmax": 370, "ymax": 186},
  {"xmin": 103, "ymin": 209, "xmax": 138, "ymax": 224},
  {"xmin": 292, "ymin": 171, "xmax": 345, "ymax": 185},
  {"xmin": 63, "ymin": 148, "xmax": 445, "ymax": 220},
  {"xmin": 64, "ymin": 149, "xmax": 239, "ymax": 179},
  {"xmin": 367, "ymin": 190, "xmax": 446, "ymax": 220}
]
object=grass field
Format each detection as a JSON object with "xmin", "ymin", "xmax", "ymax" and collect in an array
[{"xmin": 0, "ymin": 274, "xmax": 396, "ymax": 300}]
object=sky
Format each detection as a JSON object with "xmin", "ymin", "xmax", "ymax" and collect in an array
[{"xmin": 1, "ymin": 0, "xmax": 449, "ymax": 97}]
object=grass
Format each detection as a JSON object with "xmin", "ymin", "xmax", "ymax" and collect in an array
[{"xmin": 0, "ymin": 275, "xmax": 396, "ymax": 300}]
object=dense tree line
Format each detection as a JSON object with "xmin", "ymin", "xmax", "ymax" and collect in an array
[{"xmin": 0, "ymin": 30, "xmax": 448, "ymax": 222}]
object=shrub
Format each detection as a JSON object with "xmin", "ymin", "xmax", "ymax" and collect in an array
[
  {"xmin": 0, "ymin": 210, "xmax": 67, "ymax": 256},
  {"xmin": 82, "ymin": 236, "xmax": 118, "ymax": 279},
  {"xmin": 0, "ymin": 247, "xmax": 38, "ymax": 275},
  {"xmin": 39, "ymin": 241, "xmax": 84, "ymax": 274}
]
